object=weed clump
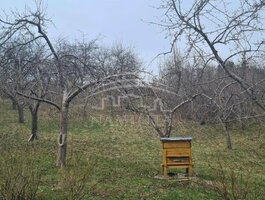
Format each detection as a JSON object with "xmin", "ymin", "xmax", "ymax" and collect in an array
[
  {"xmin": 0, "ymin": 152, "xmax": 43, "ymax": 200},
  {"xmin": 56, "ymin": 155, "xmax": 97, "ymax": 200}
]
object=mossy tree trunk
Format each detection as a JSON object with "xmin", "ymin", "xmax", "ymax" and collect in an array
[
  {"xmin": 17, "ymin": 103, "xmax": 25, "ymax": 123},
  {"xmin": 12, "ymin": 99, "xmax": 17, "ymax": 110},
  {"xmin": 220, "ymin": 119, "xmax": 232, "ymax": 150},
  {"xmin": 28, "ymin": 102, "xmax": 40, "ymax": 142}
]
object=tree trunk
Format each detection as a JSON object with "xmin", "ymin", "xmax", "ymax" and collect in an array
[
  {"xmin": 57, "ymin": 102, "xmax": 69, "ymax": 167},
  {"xmin": 219, "ymin": 117, "xmax": 232, "ymax": 150},
  {"xmin": 12, "ymin": 100, "xmax": 17, "ymax": 110},
  {"xmin": 28, "ymin": 103, "xmax": 40, "ymax": 142},
  {"xmin": 163, "ymin": 119, "xmax": 171, "ymax": 138},
  {"xmin": 82, "ymin": 99, "xmax": 88, "ymax": 119},
  {"xmin": 17, "ymin": 104, "xmax": 25, "ymax": 123},
  {"xmin": 225, "ymin": 127, "xmax": 232, "ymax": 150},
  {"xmin": 223, "ymin": 122, "xmax": 232, "ymax": 150}
]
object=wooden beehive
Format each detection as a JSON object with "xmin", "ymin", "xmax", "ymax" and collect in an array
[{"xmin": 160, "ymin": 136, "xmax": 192, "ymax": 177}]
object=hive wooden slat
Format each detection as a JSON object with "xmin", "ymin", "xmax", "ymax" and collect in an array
[
  {"xmin": 165, "ymin": 148, "xmax": 191, "ymax": 157},
  {"xmin": 163, "ymin": 141, "xmax": 191, "ymax": 148}
]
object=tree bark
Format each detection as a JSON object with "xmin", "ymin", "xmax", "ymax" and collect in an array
[
  {"xmin": 57, "ymin": 102, "xmax": 69, "ymax": 167},
  {"xmin": 82, "ymin": 100, "xmax": 88, "ymax": 119},
  {"xmin": 17, "ymin": 104, "xmax": 25, "ymax": 123},
  {"xmin": 12, "ymin": 100, "xmax": 17, "ymax": 110},
  {"xmin": 219, "ymin": 117, "xmax": 232, "ymax": 149},
  {"xmin": 223, "ymin": 122, "xmax": 232, "ymax": 150},
  {"xmin": 28, "ymin": 103, "xmax": 40, "ymax": 142}
]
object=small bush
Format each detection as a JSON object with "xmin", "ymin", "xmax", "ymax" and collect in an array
[
  {"xmin": 56, "ymin": 155, "xmax": 97, "ymax": 200},
  {"xmin": 0, "ymin": 152, "xmax": 43, "ymax": 200},
  {"xmin": 201, "ymin": 158, "xmax": 263, "ymax": 200}
]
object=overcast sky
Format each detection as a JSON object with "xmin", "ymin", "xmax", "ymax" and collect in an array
[{"xmin": 1, "ymin": 0, "xmax": 170, "ymax": 74}]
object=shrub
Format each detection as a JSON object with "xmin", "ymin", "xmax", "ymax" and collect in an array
[
  {"xmin": 0, "ymin": 152, "xmax": 42, "ymax": 200},
  {"xmin": 56, "ymin": 155, "xmax": 97, "ymax": 200},
  {"xmin": 201, "ymin": 158, "xmax": 263, "ymax": 200}
]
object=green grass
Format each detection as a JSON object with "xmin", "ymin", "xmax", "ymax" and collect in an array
[{"xmin": 1, "ymin": 99, "xmax": 265, "ymax": 199}]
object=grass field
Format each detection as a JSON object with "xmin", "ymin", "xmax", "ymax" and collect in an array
[{"xmin": 0, "ymin": 99, "xmax": 265, "ymax": 199}]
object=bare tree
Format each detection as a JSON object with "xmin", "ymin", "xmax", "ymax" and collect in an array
[
  {"xmin": 157, "ymin": 0, "xmax": 265, "ymax": 111},
  {"xmin": 0, "ymin": 40, "xmax": 31, "ymax": 123},
  {"xmin": 0, "ymin": 6, "xmax": 139, "ymax": 167},
  {"xmin": 0, "ymin": 37, "xmax": 54, "ymax": 140}
]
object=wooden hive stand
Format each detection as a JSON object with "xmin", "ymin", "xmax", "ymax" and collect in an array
[{"xmin": 160, "ymin": 136, "xmax": 192, "ymax": 177}]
